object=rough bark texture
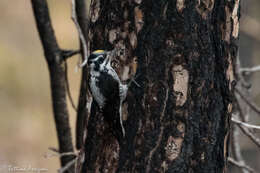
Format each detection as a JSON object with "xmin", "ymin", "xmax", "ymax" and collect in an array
[
  {"xmin": 83, "ymin": 0, "xmax": 239, "ymax": 172},
  {"xmin": 31, "ymin": 0, "xmax": 75, "ymax": 172},
  {"xmin": 75, "ymin": 0, "xmax": 90, "ymax": 150}
]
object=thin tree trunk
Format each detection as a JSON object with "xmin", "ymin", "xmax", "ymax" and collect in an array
[
  {"xmin": 75, "ymin": 0, "xmax": 90, "ymax": 150},
  {"xmin": 31, "ymin": 1, "xmax": 75, "ymax": 172}
]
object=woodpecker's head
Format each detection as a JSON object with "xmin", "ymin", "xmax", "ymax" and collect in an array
[{"xmin": 88, "ymin": 50, "xmax": 110, "ymax": 71}]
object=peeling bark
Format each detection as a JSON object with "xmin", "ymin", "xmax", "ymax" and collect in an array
[
  {"xmin": 172, "ymin": 65, "xmax": 189, "ymax": 106},
  {"xmin": 82, "ymin": 0, "xmax": 239, "ymax": 172},
  {"xmin": 176, "ymin": 0, "xmax": 185, "ymax": 12}
]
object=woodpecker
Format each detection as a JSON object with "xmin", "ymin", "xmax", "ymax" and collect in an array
[{"xmin": 87, "ymin": 50, "xmax": 134, "ymax": 140}]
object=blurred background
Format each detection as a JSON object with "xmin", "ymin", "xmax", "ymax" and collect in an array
[
  {"xmin": 0, "ymin": 0, "xmax": 259, "ymax": 172},
  {"xmin": 0, "ymin": 0, "xmax": 81, "ymax": 172}
]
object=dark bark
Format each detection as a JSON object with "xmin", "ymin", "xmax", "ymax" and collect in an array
[
  {"xmin": 75, "ymin": 0, "xmax": 90, "ymax": 150},
  {"xmin": 62, "ymin": 49, "xmax": 81, "ymax": 60},
  {"xmin": 82, "ymin": 0, "xmax": 239, "ymax": 172},
  {"xmin": 31, "ymin": 0, "xmax": 75, "ymax": 172}
]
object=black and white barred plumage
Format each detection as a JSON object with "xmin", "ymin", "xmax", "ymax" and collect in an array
[{"xmin": 87, "ymin": 50, "xmax": 128, "ymax": 139}]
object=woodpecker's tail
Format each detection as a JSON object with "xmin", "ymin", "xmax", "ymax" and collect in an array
[{"xmin": 103, "ymin": 101, "xmax": 125, "ymax": 142}]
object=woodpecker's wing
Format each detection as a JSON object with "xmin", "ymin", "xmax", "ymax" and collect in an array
[
  {"xmin": 89, "ymin": 76, "xmax": 106, "ymax": 108},
  {"xmin": 96, "ymin": 71, "xmax": 119, "ymax": 101},
  {"xmin": 119, "ymin": 84, "xmax": 128, "ymax": 103},
  {"xmin": 97, "ymin": 71, "xmax": 125, "ymax": 139}
]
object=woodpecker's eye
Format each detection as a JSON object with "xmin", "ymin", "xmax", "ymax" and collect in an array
[
  {"xmin": 88, "ymin": 60, "xmax": 93, "ymax": 65},
  {"xmin": 97, "ymin": 57, "xmax": 104, "ymax": 64}
]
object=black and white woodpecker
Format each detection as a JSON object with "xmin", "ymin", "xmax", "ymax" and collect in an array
[{"xmin": 86, "ymin": 50, "xmax": 135, "ymax": 140}]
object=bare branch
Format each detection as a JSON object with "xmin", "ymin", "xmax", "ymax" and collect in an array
[
  {"xmin": 235, "ymin": 54, "xmax": 252, "ymax": 89},
  {"xmin": 58, "ymin": 158, "xmax": 77, "ymax": 173},
  {"xmin": 231, "ymin": 122, "xmax": 249, "ymax": 173},
  {"xmin": 31, "ymin": 0, "xmax": 75, "ymax": 172},
  {"xmin": 61, "ymin": 49, "xmax": 81, "ymax": 59},
  {"xmin": 74, "ymin": 0, "xmax": 90, "ymax": 151},
  {"xmin": 48, "ymin": 147, "xmax": 60, "ymax": 153},
  {"xmin": 228, "ymin": 157, "xmax": 256, "ymax": 173},
  {"xmin": 236, "ymin": 122, "xmax": 260, "ymax": 149},
  {"xmin": 44, "ymin": 147, "xmax": 77, "ymax": 158},
  {"xmin": 71, "ymin": 0, "xmax": 88, "ymax": 67},
  {"xmin": 64, "ymin": 61, "xmax": 77, "ymax": 111},
  {"xmin": 232, "ymin": 118, "xmax": 260, "ymax": 130},
  {"xmin": 44, "ymin": 147, "xmax": 81, "ymax": 173},
  {"xmin": 233, "ymin": 96, "xmax": 260, "ymax": 149},
  {"xmin": 240, "ymin": 65, "xmax": 260, "ymax": 73},
  {"xmin": 235, "ymin": 88, "xmax": 260, "ymax": 115}
]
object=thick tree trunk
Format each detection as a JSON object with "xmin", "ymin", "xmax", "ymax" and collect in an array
[{"xmin": 83, "ymin": 0, "xmax": 239, "ymax": 172}]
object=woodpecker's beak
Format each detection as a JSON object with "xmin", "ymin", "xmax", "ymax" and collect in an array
[{"xmin": 104, "ymin": 55, "xmax": 112, "ymax": 66}]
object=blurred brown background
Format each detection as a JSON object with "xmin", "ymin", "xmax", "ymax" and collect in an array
[
  {"xmin": 0, "ymin": 0, "xmax": 259, "ymax": 172},
  {"xmin": 0, "ymin": 0, "xmax": 81, "ymax": 172}
]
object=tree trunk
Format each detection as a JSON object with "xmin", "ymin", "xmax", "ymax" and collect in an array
[
  {"xmin": 83, "ymin": 0, "xmax": 239, "ymax": 172},
  {"xmin": 31, "ymin": 0, "xmax": 75, "ymax": 172},
  {"xmin": 75, "ymin": 0, "xmax": 90, "ymax": 150}
]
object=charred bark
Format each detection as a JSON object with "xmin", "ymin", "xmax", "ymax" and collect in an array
[
  {"xmin": 82, "ymin": 0, "xmax": 239, "ymax": 172},
  {"xmin": 31, "ymin": 0, "xmax": 75, "ymax": 172}
]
